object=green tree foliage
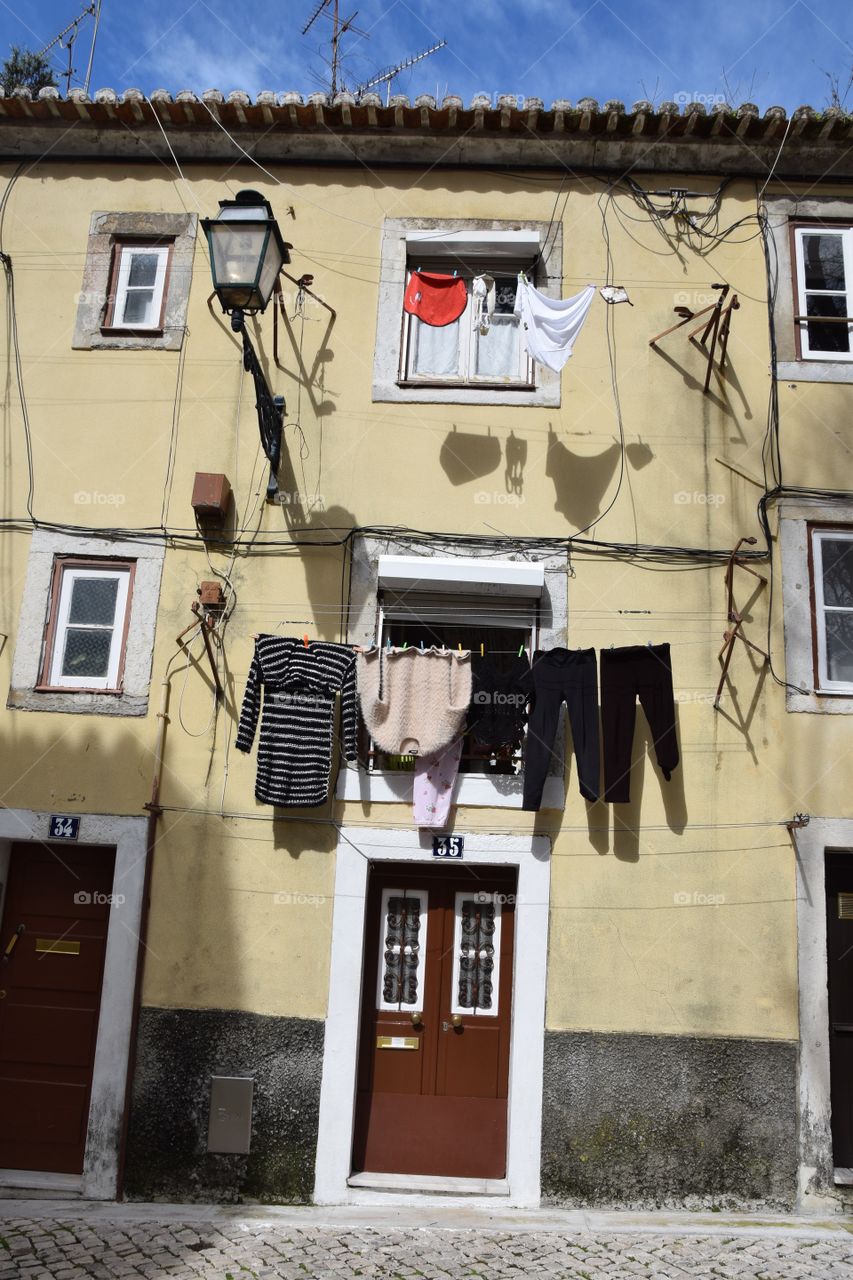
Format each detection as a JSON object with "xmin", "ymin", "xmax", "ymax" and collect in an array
[{"xmin": 0, "ymin": 47, "xmax": 57, "ymax": 96}]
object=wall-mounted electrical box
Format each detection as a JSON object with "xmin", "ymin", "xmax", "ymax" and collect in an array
[
  {"xmin": 207, "ymin": 1075, "xmax": 253, "ymax": 1154},
  {"xmin": 198, "ymin": 581, "xmax": 226, "ymax": 608},
  {"xmin": 192, "ymin": 472, "xmax": 231, "ymax": 520}
]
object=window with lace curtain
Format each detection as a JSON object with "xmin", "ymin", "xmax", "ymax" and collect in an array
[{"xmin": 399, "ymin": 264, "xmax": 534, "ymax": 387}]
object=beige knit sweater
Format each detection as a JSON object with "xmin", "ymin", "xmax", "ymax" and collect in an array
[{"xmin": 357, "ymin": 646, "xmax": 472, "ymax": 756}]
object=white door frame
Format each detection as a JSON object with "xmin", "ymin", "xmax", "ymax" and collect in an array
[
  {"xmin": 794, "ymin": 817, "xmax": 853, "ymax": 1211},
  {"xmin": 314, "ymin": 828, "xmax": 551, "ymax": 1207},
  {"xmin": 0, "ymin": 808, "xmax": 147, "ymax": 1199}
]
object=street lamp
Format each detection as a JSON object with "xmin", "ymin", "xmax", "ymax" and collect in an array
[{"xmin": 203, "ymin": 189, "xmax": 292, "ymax": 498}]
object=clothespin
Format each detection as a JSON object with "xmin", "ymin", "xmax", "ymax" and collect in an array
[
  {"xmin": 458, "ymin": 642, "xmax": 462, "ymax": 652},
  {"xmin": 480, "ymin": 642, "xmax": 485, "ymax": 657},
  {"xmin": 420, "ymin": 639, "xmax": 425, "ymax": 651},
  {"xmin": 647, "ymin": 641, "xmax": 653, "ymax": 649},
  {"xmin": 403, "ymin": 642, "xmax": 408, "ymax": 650},
  {"xmin": 518, "ymin": 643, "xmax": 524, "ymax": 657},
  {"xmin": 303, "ymin": 634, "xmax": 310, "ymax": 649},
  {"xmin": 453, "ymin": 268, "xmax": 458, "ymax": 277},
  {"xmin": 386, "ymin": 635, "xmax": 391, "ymax": 650}
]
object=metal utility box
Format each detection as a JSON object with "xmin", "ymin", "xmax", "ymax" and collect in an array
[
  {"xmin": 207, "ymin": 1075, "xmax": 254, "ymax": 1154},
  {"xmin": 192, "ymin": 472, "xmax": 231, "ymax": 519}
]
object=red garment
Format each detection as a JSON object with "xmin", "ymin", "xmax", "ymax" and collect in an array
[{"xmin": 403, "ymin": 271, "xmax": 467, "ymax": 327}]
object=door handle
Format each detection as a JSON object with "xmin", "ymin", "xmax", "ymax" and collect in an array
[
  {"xmin": 442, "ymin": 1015, "xmax": 464, "ymax": 1031},
  {"xmin": 2, "ymin": 924, "xmax": 24, "ymax": 963},
  {"xmin": 410, "ymin": 1011, "xmax": 423, "ymax": 1028}
]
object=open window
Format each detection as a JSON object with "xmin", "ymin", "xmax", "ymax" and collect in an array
[
  {"xmin": 373, "ymin": 220, "xmax": 562, "ymax": 407},
  {"xmin": 38, "ymin": 558, "xmax": 134, "ymax": 693},
  {"xmin": 792, "ymin": 223, "xmax": 853, "ymax": 361},
  {"xmin": 102, "ymin": 241, "xmax": 171, "ymax": 334},
  {"xmin": 399, "ymin": 234, "xmax": 538, "ymax": 388}
]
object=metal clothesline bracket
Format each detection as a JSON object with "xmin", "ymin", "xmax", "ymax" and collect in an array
[
  {"xmin": 177, "ymin": 602, "xmax": 223, "ymax": 700},
  {"xmin": 713, "ymin": 536, "xmax": 769, "ymax": 711},
  {"xmin": 649, "ymin": 283, "xmax": 740, "ymax": 395}
]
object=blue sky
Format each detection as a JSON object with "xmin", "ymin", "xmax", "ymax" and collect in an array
[{"xmin": 2, "ymin": 0, "xmax": 852, "ymax": 111}]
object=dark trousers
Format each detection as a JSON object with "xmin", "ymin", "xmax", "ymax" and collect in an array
[
  {"xmin": 522, "ymin": 648, "xmax": 600, "ymax": 809},
  {"xmin": 601, "ymin": 644, "xmax": 679, "ymax": 803}
]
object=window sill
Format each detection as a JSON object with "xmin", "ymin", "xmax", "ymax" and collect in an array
[
  {"xmin": 34, "ymin": 684, "xmax": 123, "ymax": 695},
  {"xmin": 777, "ymin": 360, "xmax": 853, "ymax": 384},
  {"xmin": 397, "ymin": 380, "xmax": 536, "ymax": 392},
  {"xmin": 785, "ymin": 687, "xmax": 853, "ymax": 714},
  {"xmin": 336, "ymin": 767, "xmax": 564, "ymax": 810},
  {"xmin": 8, "ymin": 686, "xmax": 147, "ymax": 716},
  {"xmin": 99, "ymin": 326, "xmax": 164, "ymax": 338},
  {"xmin": 373, "ymin": 377, "xmax": 559, "ymax": 408}
]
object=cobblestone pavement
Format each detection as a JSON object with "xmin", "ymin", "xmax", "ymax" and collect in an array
[{"xmin": 1, "ymin": 1207, "xmax": 853, "ymax": 1279}]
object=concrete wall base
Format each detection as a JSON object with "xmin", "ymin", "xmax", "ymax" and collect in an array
[
  {"xmin": 124, "ymin": 1008, "xmax": 324, "ymax": 1204},
  {"xmin": 541, "ymin": 1030, "xmax": 798, "ymax": 1211}
]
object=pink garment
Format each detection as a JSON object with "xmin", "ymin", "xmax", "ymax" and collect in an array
[{"xmin": 413, "ymin": 736, "xmax": 463, "ymax": 828}]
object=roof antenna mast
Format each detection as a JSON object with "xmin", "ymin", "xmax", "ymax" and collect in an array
[
  {"xmin": 302, "ymin": 0, "xmax": 368, "ymax": 96},
  {"xmin": 37, "ymin": 1, "xmax": 102, "ymax": 96}
]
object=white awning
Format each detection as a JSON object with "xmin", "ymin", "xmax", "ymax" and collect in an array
[{"xmin": 377, "ymin": 555, "xmax": 545, "ymax": 597}]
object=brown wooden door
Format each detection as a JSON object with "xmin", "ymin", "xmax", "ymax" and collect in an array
[
  {"xmin": 0, "ymin": 843, "xmax": 115, "ymax": 1174},
  {"xmin": 826, "ymin": 852, "xmax": 853, "ymax": 1167},
  {"xmin": 353, "ymin": 863, "xmax": 516, "ymax": 1179}
]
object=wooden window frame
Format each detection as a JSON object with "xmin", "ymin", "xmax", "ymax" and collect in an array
[
  {"xmin": 790, "ymin": 220, "xmax": 853, "ymax": 362},
  {"xmin": 36, "ymin": 557, "xmax": 136, "ymax": 694},
  {"xmin": 100, "ymin": 238, "xmax": 173, "ymax": 336},
  {"xmin": 398, "ymin": 257, "xmax": 537, "ymax": 390},
  {"xmin": 807, "ymin": 524, "xmax": 853, "ymax": 695}
]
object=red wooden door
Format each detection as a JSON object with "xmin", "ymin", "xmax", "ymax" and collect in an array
[
  {"xmin": 0, "ymin": 843, "xmax": 115, "ymax": 1173},
  {"xmin": 353, "ymin": 864, "xmax": 516, "ymax": 1179},
  {"xmin": 826, "ymin": 852, "xmax": 853, "ymax": 1167}
]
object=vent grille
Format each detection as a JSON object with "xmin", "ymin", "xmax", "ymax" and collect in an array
[{"xmin": 838, "ymin": 892, "xmax": 853, "ymax": 920}]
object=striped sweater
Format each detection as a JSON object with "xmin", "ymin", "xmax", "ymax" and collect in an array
[{"xmin": 236, "ymin": 635, "xmax": 358, "ymax": 807}]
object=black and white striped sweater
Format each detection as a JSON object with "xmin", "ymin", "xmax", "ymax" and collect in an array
[{"xmin": 236, "ymin": 635, "xmax": 359, "ymax": 807}]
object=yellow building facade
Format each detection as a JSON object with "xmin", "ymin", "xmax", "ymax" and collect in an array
[{"xmin": 0, "ymin": 87, "xmax": 851, "ymax": 1211}]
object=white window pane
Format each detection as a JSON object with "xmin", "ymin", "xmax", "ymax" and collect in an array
[
  {"xmin": 376, "ymin": 888, "xmax": 429, "ymax": 1011},
  {"xmin": 122, "ymin": 289, "xmax": 155, "ymax": 326},
  {"xmin": 474, "ymin": 313, "xmax": 519, "ymax": 378},
  {"xmin": 802, "ymin": 234, "xmax": 846, "ymax": 291},
  {"xmin": 68, "ymin": 576, "xmax": 119, "ymax": 625},
  {"xmin": 127, "ymin": 252, "xmax": 159, "ymax": 287},
  {"xmin": 61, "ymin": 628, "xmax": 113, "ymax": 679},
  {"xmin": 825, "ymin": 613, "xmax": 853, "ymax": 683},
  {"xmin": 411, "ymin": 316, "xmax": 460, "ymax": 376},
  {"xmin": 822, "ymin": 538, "xmax": 853, "ymax": 607}
]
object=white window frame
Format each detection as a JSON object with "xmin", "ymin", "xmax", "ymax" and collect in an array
[
  {"xmin": 46, "ymin": 564, "xmax": 132, "ymax": 691},
  {"xmin": 793, "ymin": 226, "xmax": 853, "ymax": 362},
  {"xmin": 375, "ymin": 887, "xmax": 429, "ymax": 1013},
  {"xmin": 108, "ymin": 243, "xmax": 170, "ymax": 332},
  {"xmin": 812, "ymin": 528, "xmax": 853, "ymax": 693},
  {"xmin": 450, "ymin": 891, "xmax": 502, "ymax": 1018},
  {"xmin": 400, "ymin": 266, "xmax": 534, "ymax": 388}
]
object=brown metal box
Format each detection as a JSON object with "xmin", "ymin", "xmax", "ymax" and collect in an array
[{"xmin": 192, "ymin": 472, "xmax": 231, "ymax": 519}]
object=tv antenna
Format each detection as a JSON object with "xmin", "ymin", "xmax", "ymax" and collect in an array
[
  {"xmin": 355, "ymin": 40, "xmax": 448, "ymax": 104},
  {"xmin": 37, "ymin": 0, "xmax": 103, "ymax": 96},
  {"xmin": 301, "ymin": 0, "xmax": 368, "ymax": 96}
]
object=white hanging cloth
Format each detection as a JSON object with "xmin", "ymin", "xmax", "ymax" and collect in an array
[
  {"xmin": 514, "ymin": 274, "xmax": 596, "ymax": 372},
  {"xmin": 472, "ymin": 273, "xmax": 496, "ymax": 334}
]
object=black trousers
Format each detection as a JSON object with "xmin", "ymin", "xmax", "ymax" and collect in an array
[
  {"xmin": 522, "ymin": 648, "xmax": 600, "ymax": 809},
  {"xmin": 601, "ymin": 643, "xmax": 679, "ymax": 803}
]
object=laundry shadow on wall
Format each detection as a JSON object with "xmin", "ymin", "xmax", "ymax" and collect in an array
[
  {"xmin": 505, "ymin": 430, "xmax": 527, "ymax": 496},
  {"xmin": 545, "ymin": 426, "xmax": 622, "ymax": 528},
  {"xmin": 439, "ymin": 426, "xmax": 502, "ymax": 486},
  {"xmin": 611, "ymin": 708, "xmax": 688, "ymax": 863}
]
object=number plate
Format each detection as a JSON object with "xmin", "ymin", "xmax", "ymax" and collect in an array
[
  {"xmin": 49, "ymin": 815, "xmax": 80, "ymax": 841},
  {"xmin": 433, "ymin": 835, "xmax": 464, "ymax": 859}
]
